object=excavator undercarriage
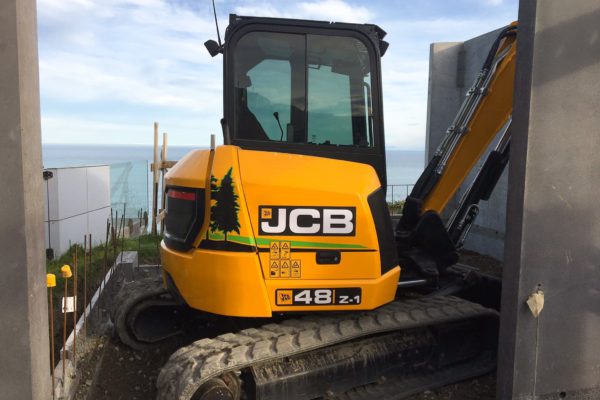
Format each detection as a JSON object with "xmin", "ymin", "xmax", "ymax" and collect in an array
[
  {"xmin": 112, "ymin": 14, "xmax": 517, "ymax": 400},
  {"xmin": 157, "ymin": 296, "xmax": 498, "ymax": 400}
]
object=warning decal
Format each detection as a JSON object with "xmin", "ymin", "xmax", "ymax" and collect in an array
[
  {"xmin": 268, "ymin": 241, "xmax": 300, "ymax": 279},
  {"xmin": 269, "ymin": 242, "xmax": 280, "ymax": 260},
  {"xmin": 291, "ymin": 260, "xmax": 301, "ymax": 278},
  {"xmin": 270, "ymin": 260, "xmax": 280, "ymax": 278},
  {"xmin": 280, "ymin": 241, "xmax": 290, "ymax": 259},
  {"xmin": 281, "ymin": 260, "xmax": 290, "ymax": 278}
]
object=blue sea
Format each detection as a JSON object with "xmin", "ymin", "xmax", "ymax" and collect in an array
[{"xmin": 42, "ymin": 144, "xmax": 424, "ymax": 215}]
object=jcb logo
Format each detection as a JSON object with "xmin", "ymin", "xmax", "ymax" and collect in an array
[
  {"xmin": 277, "ymin": 290, "xmax": 293, "ymax": 305},
  {"xmin": 259, "ymin": 206, "xmax": 355, "ymax": 236}
]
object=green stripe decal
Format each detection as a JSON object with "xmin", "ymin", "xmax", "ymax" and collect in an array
[
  {"xmin": 208, "ymin": 233, "xmax": 257, "ymax": 246},
  {"xmin": 254, "ymin": 237, "xmax": 367, "ymax": 249},
  {"xmin": 207, "ymin": 233, "xmax": 367, "ymax": 249}
]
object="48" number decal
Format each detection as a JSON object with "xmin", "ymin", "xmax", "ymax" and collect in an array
[{"xmin": 276, "ymin": 288, "xmax": 361, "ymax": 306}]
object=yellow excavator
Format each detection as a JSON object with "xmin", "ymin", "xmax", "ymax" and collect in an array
[{"xmin": 112, "ymin": 14, "xmax": 516, "ymax": 400}]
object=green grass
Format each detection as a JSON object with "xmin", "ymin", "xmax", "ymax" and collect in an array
[
  {"xmin": 47, "ymin": 234, "xmax": 161, "ymax": 277},
  {"xmin": 46, "ymin": 234, "xmax": 162, "ymax": 336}
]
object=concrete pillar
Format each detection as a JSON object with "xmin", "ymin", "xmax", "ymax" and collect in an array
[
  {"xmin": 0, "ymin": 0, "xmax": 51, "ymax": 399},
  {"xmin": 426, "ymin": 28, "xmax": 507, "ymax": 260},
  {"xmin": 497, "ymin": 1, "xmax": 600, "ymax": 398}
]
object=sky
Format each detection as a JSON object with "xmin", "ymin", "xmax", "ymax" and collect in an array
[{"xmin": 38, "ymin": 0, "xmax": 518, "ymax": 149}]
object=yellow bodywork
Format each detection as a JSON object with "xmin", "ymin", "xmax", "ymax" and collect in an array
[
  {"xmin": 423, "ymin": 26, "xmax": 517, "ymax": 214},
  {"xmin": 162, "ymin": 146, "xmax": 400, "ymax": 317}
]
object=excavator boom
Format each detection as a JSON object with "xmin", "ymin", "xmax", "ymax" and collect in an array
[
  {"xmin": 423, "ymin": 25, "xmax": 516, "ymax": 214},
  {"xmin": 397, "ymin": 25, "xmax": 516, "ymax": 277}
]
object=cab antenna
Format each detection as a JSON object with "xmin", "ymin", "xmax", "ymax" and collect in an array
[{"xmin": 211, "ymin": 0, "xmax": 222, "ymax": 48}]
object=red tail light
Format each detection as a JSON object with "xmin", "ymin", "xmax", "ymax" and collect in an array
[
  {"xmin": 168, "ymin": 189, "xmax": 196, "ymax": 201},
  {"xmin": 164, "ymin": 187, "xmax": 205, "ymax": 251}
]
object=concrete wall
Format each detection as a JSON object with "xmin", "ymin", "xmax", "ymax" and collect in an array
[
  {"xmin": 497, "ymin": 1, "xmax": 600, "ymax": 398},
  {"xmin": 0, "ymin": 0, "xmax": 51, "ymax": 398},
  {"xmin": 426, "ymin": 28, "xmax": 507, "ymax": 260},
  {"xmin": 43, "ymin": 166, "xmax": 111, "ymax": 258}
]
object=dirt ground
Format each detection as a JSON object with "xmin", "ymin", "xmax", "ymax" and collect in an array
[
  {"xmin": 459, "ymin": 250, "xmax": 502, "ymax": 278},
  {"xmin": 77, "ymin": 336, "xmax": 177, "ymax": 400},
  {"xmin": 75, "ymin": 250, "xmax": 502, "ymax": 400},
  {"xmin": 404, "ymin": 374, "xmax": 496, "ymax": 400}
]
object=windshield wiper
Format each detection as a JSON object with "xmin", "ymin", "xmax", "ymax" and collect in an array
[{"xmin": 273, "ymin": 112, "xmax": 285, "ymax": 141}]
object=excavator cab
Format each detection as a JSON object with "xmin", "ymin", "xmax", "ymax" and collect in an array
[
  {"xmin": 221, "ymin": 15, "xmax": 390, "ymax": 188},
  {"xmin": 159, "ymin": 15, "xmax": 401, "ymax": 319}
]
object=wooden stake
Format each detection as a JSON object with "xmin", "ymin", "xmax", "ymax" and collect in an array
[
  {"xmin": 120, "ymin": 213, "xmax": 126, "ymax": 263},
  {"xmin": 62, "ymin": 277, "xmax": 68, "ymax": 380},
  {"xmin": 160, "ymin": 132, "xmax": 168, "ymax": 236},
  {"xmin": 48, "ymin": 285, "xmax": 55, "ymax": 400},
  {"xmin": 152, "ymin": 122, "xmax": 159, "ymax": 235},
  {"xmin": 59, "ymin": 265, "xmax": 72, "ymax": 384},
  {"xmin": 113, "ymin": 210, "xmax": 118, "ymax": 261},
  {"xmin": 72, "ymin": 247, "xmax": 77, "ymax": 365},
  {"xmin": 88, "ymin": 233, "xmax": 93, "ymax": 326},
  {"xmin": 103, "ymin": 219, "xmax": 109, "ymax": 290},
  {"xmin": 122, "ymin": 202, "xmax": 126, "ymax": 239},
  {"xmin": 63, "ymin": 279, "xmax": 69, "ymax": 385},
  {"xmin": 83, "ymin": 235, "xmax": 87, "ymax": 337},
  {"xmin": 138, "ymin": 208, "xmax": 142, "ymax": 253}
]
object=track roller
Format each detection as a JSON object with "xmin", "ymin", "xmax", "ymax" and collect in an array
[{"xmin": 192, "ymin": 373, "xmax": 242, "ymax": 400}]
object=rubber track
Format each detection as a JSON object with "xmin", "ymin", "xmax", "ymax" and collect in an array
[
  {"xmin": 156, "ymin": 296, "xmax": 497, "ymax": 400},
  {"xmin": 332, "ymin": 353, "xmax": 495, "ymax": 400},
  {"xmin": 112, "ymin": 276, "xmax": 172, "ymax": 350}
]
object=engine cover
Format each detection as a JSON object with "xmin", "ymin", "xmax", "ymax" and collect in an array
[{"xmin": 161, "ymin": 145, "xmax": 400, "ymax": 316}]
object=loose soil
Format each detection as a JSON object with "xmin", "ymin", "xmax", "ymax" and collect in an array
[
  {"xmin": 404, "ymin": 373, "xmax": 496, "ymax": 400},
  {"xmin": 459, "ymin": 250, "xmax": 502, "ymax": 278},
  {"xmin": 78, "ymin": 337, "xmax": 177, "ymax": 400}
]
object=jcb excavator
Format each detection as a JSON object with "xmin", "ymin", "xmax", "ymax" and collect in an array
[{"xmin": 112, "ymin": 14, "xmax": 516, "ymax": 400}]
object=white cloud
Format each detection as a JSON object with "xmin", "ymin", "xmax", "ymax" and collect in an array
[
  {"xmin": 37, "ymin": 0, "xmax": 517, "ymax": 149},
  {"xmin": 235, "ymin": 0, "xmax": 373, "ymax": 23},
  {"xmin": 40, "ymin": 52, "xmax": 221, "ymax": 111},
  {"xmin": 38, "ymin": 0, "xmax": 226, "ymax": 145},
  {"xmin": 373, "ymin": 9, "xmax": 515, "ymax": 148}
]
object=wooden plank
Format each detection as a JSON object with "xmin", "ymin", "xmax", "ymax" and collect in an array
[
  {"xmin": 150, "ymin": 161, "xmax": 177, "ymax": 171},
  {"xmin": 160, "ymin": 132, "xmax": 168, "ymax": 235},
  {"xmin": 151, "ymin": 122, "xmax": 159, "ymax": 235}
]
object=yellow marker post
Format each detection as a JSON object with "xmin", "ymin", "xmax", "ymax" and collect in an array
[
  {"xmin": 60, "ymin": 264, "xmax": 72, "ymax": 278},
  {"xmin": 47, "ymin": 274, "xmax": 56, "ymax": 400},
  {"xmin": 72, "ymin": 247, "xmax": 78, "ymax": 364},
  {"xmin": 83, "ymin": 235, "xmax": 87, "ymax": 337},
  {"xmin": 60, "ymin": 264, "xmax": 71, "ymax": 380}
]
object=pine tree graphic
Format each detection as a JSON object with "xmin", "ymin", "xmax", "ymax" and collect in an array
[
  {"xmin": 210, "ymin": 168, "xmax": 240, "ymax": 241},
  {"xmin": 208, "ymin": 174, "xmax": 219, "ymax": 238}
]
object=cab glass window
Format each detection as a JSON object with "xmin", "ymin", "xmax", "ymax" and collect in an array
[
  {"xmin": 233, "ymin": 31, "xmax": 374, "ymax": 147},
  {"xmin": 247, "ymin": 59, "xmax": 292, "ymax": 141}
]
